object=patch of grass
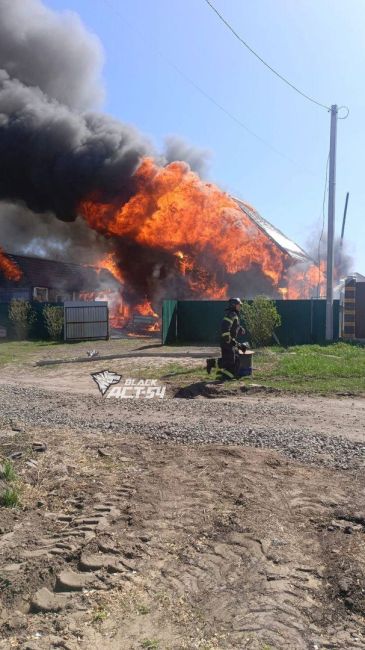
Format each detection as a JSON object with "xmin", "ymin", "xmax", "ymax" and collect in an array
[
  {"xmin": 0, "ymin": 337, "xmax": 153, "ymax": 367},
  {"xmin": 254, "ymin": 342, "xmax": 365, "ymax": 394},
  {"xmin": 1, "ymin": 486, "xmax": 20, "ymax": 508},
  {"xmin": 134, "ymin": 343, "xmax": 365, "ymax": 395},
  {"xmin": 0, "ymin": 340, "xmax": 59, "ymax": 367},
  {"xmin": 141, "ymin": 640, "xmax": 159, "ymax": 650},
  {"xmin": 0, "ymin": 576, "xmax": 12, "ymax": 590},
  {"xmin": 92, "ymin": 606, "xmax": 109, "ymax": 623},
  {"xmin": 2, "ymin": 459, "xmax": 17, "ymax": 482},
  {"xmin": 137, "ymin": 604, "xmax": 150, "ymax": 615}
]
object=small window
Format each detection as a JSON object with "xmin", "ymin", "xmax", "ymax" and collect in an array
[{"xmin": 33, "ymin": 287, "xmax": 49, "ymax": 302}]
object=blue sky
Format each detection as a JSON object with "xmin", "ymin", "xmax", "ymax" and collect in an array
[{"xmin": 46, "ymin": 0, "xmax": 364, "ymax": 272}]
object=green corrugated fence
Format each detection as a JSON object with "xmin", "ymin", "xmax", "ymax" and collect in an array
[{"xmin": 162, "ymin": 299, "xmax": 340, "ymax": 346}]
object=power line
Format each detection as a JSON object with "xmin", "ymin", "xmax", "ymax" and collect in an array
[
  {"xmin": 203, "ymin": 0, "xmax": 330, "ymax": 111},
  {"xmin": 97, "ymin": 0, "xmax": 314, "ymax": 172}
]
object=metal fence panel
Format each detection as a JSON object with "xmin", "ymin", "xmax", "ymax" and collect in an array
[
  {"xmin": 162, "ymin": 299, "xmax": 340, "ymax": 346},
  {"xmin": 162, "ymin": 300, "xmax": 177, "ymax": 344},
  {"xmin": 64, "ymin": 301, "xmax": 109, "ymax": 341}
]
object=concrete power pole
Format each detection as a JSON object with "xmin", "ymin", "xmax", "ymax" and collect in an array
[{"xmin": 325, "ymin": 104, "xmax": 338, "ymax": 341}]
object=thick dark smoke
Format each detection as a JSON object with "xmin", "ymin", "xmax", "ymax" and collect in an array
[
  {"xmin": 0, "ymin": 69, "xmax": 151, "ymax": 219},
  {"xmin": 0, "ymin": 0, "xmax": 104, "ymax": 111},
  {"xmin": 164, "ymin": 136, "xmax": 211, "ymax": 178},
  {"xmin": 0, "ymin": 201, "xmax": 111, "ymax": 264},
  {"xmin": 0, "ymin": 0, "xmax": 285, "ymax": 308},
  {"xmin": 0, "ymin": 0, "xmax": 215, "ymax": 276},
  {"xmin": 0, "ymin": 0, "xmax": 151, "ymax": 221}
]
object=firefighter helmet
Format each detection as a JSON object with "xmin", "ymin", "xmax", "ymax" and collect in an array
[{"xmin": 228, "ymin": 297, "xmax": 242, "ymax": 308}]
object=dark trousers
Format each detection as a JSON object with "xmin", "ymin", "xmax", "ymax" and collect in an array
[{"xmin": 220, "ymin": 343, "xmax": 239, "ymax": 379}]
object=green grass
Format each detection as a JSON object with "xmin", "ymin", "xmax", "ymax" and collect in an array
[
  {"xmin": 0, "ymin": 337, "xmax": 154, "ymax": 367},
  {"xmin": 254, "ymin": 343, "xmax": 365, "ymax": 394},
  {"xmin": 2, "ymin": 459, "xmax": 17, "ymax": 482},
  {"xmin": 130, "ymin": 343, "xmax": 365, "ymax": 396},
  {"xmin": 141, "ymin": 641, "xmax": 159, "ymax": 650},
  {"xmin": 1, "ymin": 486, "xmax": 20, "ymax": 508},
  {"xmin": 0, "ymin": 340, "xmax": 59, "ymax": 366},
  {"xmin": 92, "ymin": 606, "xmax": 109, "ymax": 623}
]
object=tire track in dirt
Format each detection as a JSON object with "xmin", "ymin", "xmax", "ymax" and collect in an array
[{"xmin": 1, "ymin": 430, "xmax": 365, "ymax": 649}]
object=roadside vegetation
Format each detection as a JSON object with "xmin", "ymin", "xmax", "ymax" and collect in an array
[
  {"xmin": 141, "ymin": 343, "xmax": 365, "ymax": 396},
  {"xmin": 0, "ymin": 337, "xmax": 154, "ymax": 367},
  {"xmin": 256, "ymin": 342, "xmax": 365, "ymax": 394},
  {"xmin": 0, "ymin": 340, "xmax": 59, "ymax": 367},
  {"xmin": 0, "ymin": 459, "xmax": 21, "ymax": 508}
]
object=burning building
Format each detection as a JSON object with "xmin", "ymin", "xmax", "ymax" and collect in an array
[
  {"xmin": 0, "ymin": 252, "xmax": 119, "ymax": 304},
  {"xmin": 0, "ymin": 0, "xmax": 325, "ymax": 329}
]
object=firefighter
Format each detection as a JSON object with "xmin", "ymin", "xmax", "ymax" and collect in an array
[{"xmin": 207, "ymin": 297, "xmax": 246, "ymax": 380}]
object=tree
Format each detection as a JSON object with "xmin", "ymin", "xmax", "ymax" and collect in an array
[{"xmin": 241, "ymin": 296, "xmax": 281, "ymax": 347}]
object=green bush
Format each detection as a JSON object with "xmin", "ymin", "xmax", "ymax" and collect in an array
[
  {"xmin": 8, "ymin": 299, "xmax": 35, "ymax": 340},
  {"xmin": 43, "ymin": 305, "xmax": 64, "ymax": 341},
  {"xmin": 241, "ymin": 296, "xmax": 281, "ymax": 347},
  {"xmin": 1, "ymin": 486, "xmax": 20, "ymax": 508}
]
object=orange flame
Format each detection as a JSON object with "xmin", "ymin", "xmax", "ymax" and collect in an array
[
  {"xmin": 81, "ymin": 158, "xmax": 287, "ymax": 296},
  {"xmin": 97, "ymin": 252, "xmax": 124, "ymax": 284},
  {"xmin": 80, "ymin": 157, "xmax": 325, "ymax": 306},
  {"xmin": 286, "ymin": 260, "xmax": 326, "ymax": 299},
  {"xmin": 0, "ymin": 248, "xmax": 22, "ymax": 281},
  {"xmin": 135, "ymin": 298, "xmax": 158, "ymax": 318}
]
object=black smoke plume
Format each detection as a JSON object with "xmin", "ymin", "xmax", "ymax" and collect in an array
[
  {"xmin": 0, "ymin": 0, "xmax": 151, "ymax": 222},
  {"xmin": 0, "ymin": 0, "xmax": 287, "ymax": 308}
]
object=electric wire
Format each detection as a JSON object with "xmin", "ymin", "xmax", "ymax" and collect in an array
[
  {"xmin": 203, "ymin": 0, "xmax": 330, "ymax": 111},
  {"xmin": 97, "ymin": 0, "xmax": 314, "ymax": 172}
]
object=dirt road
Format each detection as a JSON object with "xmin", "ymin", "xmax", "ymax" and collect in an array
[{"xmin": 0, "ymin": 356, "xmax": 364, "ymax": 649}]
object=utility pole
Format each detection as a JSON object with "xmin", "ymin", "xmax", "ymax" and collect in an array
[{"xmin": 325, "ymin": 104, "xmax": 338, "ymax": 341}]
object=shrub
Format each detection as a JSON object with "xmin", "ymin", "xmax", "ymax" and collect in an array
[
  {"xmin": 43, "ymin": 305, "xmax": 64, "ymax": 341},
  {"xmin": 1, "ymin": 486, "xmax": 20, "ymax": 508},
  {"xmin": 241, "ymin": 296, "xmax": 281, "ymax": 347},
  {"xmin": 8, "ymin": 299, "xmax": 35, "ymax": 340},
  {"xmin": 2, "ymin": 459, "xmax": 17, "ymax": 482}
]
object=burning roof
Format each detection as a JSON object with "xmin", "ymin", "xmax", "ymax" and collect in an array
[
  {"xmin": 0, "ymin": 253, "xmax": 118, "ymax": 293},
  {"xmin": 233, "ymin": 199, "xmax": 313, "ymax": 265}
]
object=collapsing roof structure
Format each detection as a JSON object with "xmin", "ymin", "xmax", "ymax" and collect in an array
[{"xmin": 233, "ymin": 198, "xmax": 313, "ymax": 265}]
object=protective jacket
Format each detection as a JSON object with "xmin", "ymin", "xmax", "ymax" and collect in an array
[{"xmin": 220, "ymin": 308, "xmax": 243, "ymax": 348}]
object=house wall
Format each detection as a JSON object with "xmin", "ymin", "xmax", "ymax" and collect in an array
[{"xmin": 0, "ymin": 287, "xmax": 31, "ymax": 303}]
